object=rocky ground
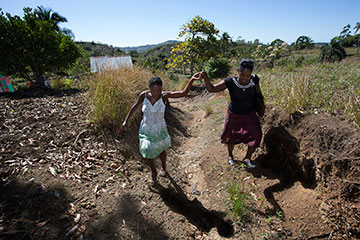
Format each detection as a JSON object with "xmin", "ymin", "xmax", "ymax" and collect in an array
[{"xmin": 0, "ymin": 89, "xmax": 359, "ymax": 239}]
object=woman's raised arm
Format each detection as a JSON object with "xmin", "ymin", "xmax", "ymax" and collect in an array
[
  {"xmin": 164, "ymin": 72, "xmax": 202, "ymax": 99},
  {"xmin": 201, "ymin": 71, "xmax": 226, "ymax": 93}
]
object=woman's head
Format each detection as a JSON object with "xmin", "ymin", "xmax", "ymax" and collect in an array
[
  {"xmin": 148, "ymin": 76, "xmax": 163, "ymax": 98},
  {"xmin": 238, "ymin": 58, "xmax": 254, "ymax": 72},
  {"xmin": 237, "ymin": 59, "xmax": 254, "ymax": 83},
  {"xmin": 148, "ymin": 76, "xmax": 163, "ymax": 87}
]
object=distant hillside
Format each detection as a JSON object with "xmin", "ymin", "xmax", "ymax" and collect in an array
[
  {"xmin": 139, "ymin": 42, "xmax": 177, "ymax": 58},
  {"xmin": 75, "ymin": 40, "xmax": 180, "ymax": 57},
  {"xmin": 120, "ymin": 40, "xmax": 179, "ymax": 53},
  {"xmin": 75, "ymin": 41, "xmax": 124, "ymax": 57}
]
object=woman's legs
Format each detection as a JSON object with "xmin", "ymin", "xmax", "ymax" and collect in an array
[
  {"xmin": 227, "ymin": 144, "xmax": 235, "ymax": 159},
  {"xmin": 159, "ymin": 150, "xmax": 166, "ymax": 171},
  {"xmin": 245, "ymin": 145, "xmax": 256, "ymax": 160},
  {"xmin": 227, "ymin": 144, "xmax": 235, "ymax": 165},
  {"xmin": 227, "ymin": 144, "xmax": 256, "ymax": 168},
  {"xmin": 159, "ymin": 150, "xmax": 167, "ymax": 177},
  {"xmin": 145, "ymin": 158, "xmax": 158, "ymax": 183},
  {"xmin": 145, "ymin": 151, "xmax": 167, "ymax": 181}
]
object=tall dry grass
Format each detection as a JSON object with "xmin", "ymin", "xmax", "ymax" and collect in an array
[
  {"xmin": 260, "ymin": 61, "xmax": 360, "ymax": 126},
  {"xmin": 85, "ymin": 66, "xmax": 154, "ymax": 129}
]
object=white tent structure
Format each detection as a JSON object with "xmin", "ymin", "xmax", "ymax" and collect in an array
[{"xmin": 90, "ymin": 56, "xmax": 133, "ymax": 72}]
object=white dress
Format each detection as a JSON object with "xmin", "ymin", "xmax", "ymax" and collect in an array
[{"xmin": 138, "ymin": 95, "xmax": 171, "ymax": 159}]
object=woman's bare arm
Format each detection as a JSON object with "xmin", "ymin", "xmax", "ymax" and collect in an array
[
  {"xmin": 122, "ymin": 91, "xmax": 146, "ymax": 130},
  {"xmin": 163, "ymin": 72, "xmax": 201, "ymax": 99},
  {"xmin": 201, "ymin": 71, "xmax": 226, "ymax": 93}
]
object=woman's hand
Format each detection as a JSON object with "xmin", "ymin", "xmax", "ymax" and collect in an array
[
  {"xmin": 190, "ymin": 72, "xmax": 202, "ymax": 81},
  {"xmin": 200, "ymin": 71, "xmax": 208, "ymax": 80}
]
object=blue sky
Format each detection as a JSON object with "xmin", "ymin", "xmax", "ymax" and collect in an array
[{"xmin": 1, "ymin": 0, "xmax": 359, "ymax": 47}]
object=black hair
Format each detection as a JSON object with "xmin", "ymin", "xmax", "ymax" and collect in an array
[
  {"xmin": 238, "ymin": 58, "xmax": 254, "ymax": 71},
  {"xmin": 148, "ymin": 76, "xmax": 163, "ymax": 87}
]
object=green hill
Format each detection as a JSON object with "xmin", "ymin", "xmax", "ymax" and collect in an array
[
  {"xmin": 120, "ymin": 40, "xmax": 179, "ymax": 53},
  {"xmin": 75, "ymin": 41, "xmax": 124, "ymax": 56}
]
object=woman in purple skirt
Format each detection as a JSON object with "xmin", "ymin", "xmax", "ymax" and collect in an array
[{"xmin": 200, "ymin": 59, "xmax": 265, "ymax": 168}]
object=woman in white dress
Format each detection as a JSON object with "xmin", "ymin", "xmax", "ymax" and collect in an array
[{"xmin": 122, "ymin": 73, "xmax": 201, "ymax": 184}]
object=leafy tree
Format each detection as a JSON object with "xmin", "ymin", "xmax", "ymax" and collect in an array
[
  {"xmin": 333, "ymin": 24, "xmax": 358, "ymax": 48},
  {"xmin": 204, "ymin": 57, "xmax": 230, "ymax": 79},
  {"xmin": 254, "ymin": 43, "xmax": 288, "ymax": 67},
  {"xmin": 166, "ymin": 15, "xmax": 220, "ymax": 75},
  {"xmin": 354, "ymin": 22, "xmax": 360, "ymax": 53},
  {"xmin": 340, "ymin": 24, "xmax": 351, "ymax": 38},
  {"xmin": 140, "ymin": 55, "xmax": 167, "ymax": 72},
  {"xmin": 129, "ymin": 50, "xmax": 139, "ymax": 58},
  {"xmin": 67, "ymin": 46, "xmax": 90, "ymax": 76},
  {"xmin": 354, "ymin": 22, "xmax": 360, "ymax": 34},
  {"xmin": 227, "ymin": 37, "xmax": 259, "ymax": 60},
  {"xmin": 295, "ymin": 36, "xmax": 314, "ymax": 50},
  {"xmin": 270, "ymin": 38, "xmax": 285, "ymax": 46},
  {"xmin": 319, "ymin": 39, "xmax": 346, "ymax": 62},
  {"xmin": 34, "ymin": 6, "xmax": 73, "ymax": 37},
  {"xmin": 0, "ymin": 7, "xmax": 80, "ymax": 85},
  {"xmin": 219, "ymin": 32, "xmax": 232, "ymax": 57},
  {"xmin": 34, "ymin": 6, "xmax": 67, "ymax": 29}
]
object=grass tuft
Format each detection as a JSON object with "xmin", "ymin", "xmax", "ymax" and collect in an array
[
  {"xmin": 226, "ymin": 181, "xmax": 252, "ymax": 223},
  {"xmin": 85, "ymin": 66, "xmax": 154, "ymax": 129}
]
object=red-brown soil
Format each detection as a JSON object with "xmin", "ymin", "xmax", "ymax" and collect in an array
[{"xmin": 1, "ymin": 89, "xmax": 359, "ymax": 239}]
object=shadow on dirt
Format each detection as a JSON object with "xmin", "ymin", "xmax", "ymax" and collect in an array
[
  {"xmin": 0, "ymin": 171, "xmax": 74, "ymax": 240},
  {"xmin": 152, "ymin": 174, "xmax": 234, "ymax": 238},
  {"xmin": 86, "ymin": 192, "xmax": 169, "ymax": 240},
  {"xmin": 249, "ymin": 126, "xmax": 317, "ymax": 218},
  {"xmin": 166, "ymin": 104, "xmax": 191, "ymax": 146}
]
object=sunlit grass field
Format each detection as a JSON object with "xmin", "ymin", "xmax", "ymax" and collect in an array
[{"xmin": 259, "ymin": 60, "xmax": 360, "ymax": 126}]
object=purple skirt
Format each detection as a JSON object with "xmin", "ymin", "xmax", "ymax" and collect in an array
[{"xmin": 221, "ymin": 109, "xmax": 262, "ymax": 147}]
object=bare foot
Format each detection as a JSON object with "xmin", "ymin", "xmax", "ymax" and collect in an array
[{"xmin": 159, "ymin": 168, "xmax": 167, "ymax": 177}]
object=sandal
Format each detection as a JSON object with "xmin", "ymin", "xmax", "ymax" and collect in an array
[
  {"xmin": 228, "ymin": 157, "xmax": 235, "ymax": 166},
  {"xmin": 242, "ymin": 159, "xmax": 256, "ymax": 168},
  {"xmin": 159, "ymin": 168, "xmax": 167, "ymax": 177}
]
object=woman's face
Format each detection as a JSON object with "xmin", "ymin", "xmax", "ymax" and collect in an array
[
  {"xmin": 238, "ymin": 68, "xmax": 252, "ymax": 84},
  {"xmin": 149, "ymin": 84, "xmax": 162, "ymax": 99}
]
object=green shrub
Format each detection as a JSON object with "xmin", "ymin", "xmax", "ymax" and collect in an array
[
  {"xmin": 205, "ymin": 57, "xmax": 231, "ymax": 80},
  {"xmin": 295, "ymin": 56, "xmax": 305, "ymax": 67},
  {"xmin": 167, "ymin": 71, "xmax": 179, "ymax": 83},
  {"xmin": 51, "ymin": 78, "xmax": 74, "ymax": 90}
]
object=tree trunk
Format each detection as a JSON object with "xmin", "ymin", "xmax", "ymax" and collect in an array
[{"xmin": 35, "ymin": 72, "xmax": 45, "ymax": 86}]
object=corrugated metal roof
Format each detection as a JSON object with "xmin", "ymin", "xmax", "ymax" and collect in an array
[{"xmin": 90, "ymin": 56, "xmax": 133, "ymax": 72}]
